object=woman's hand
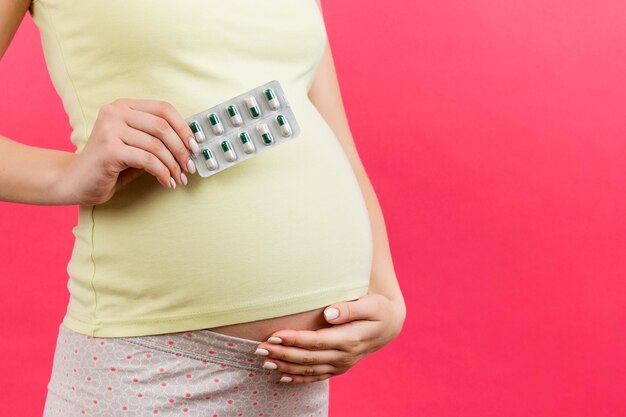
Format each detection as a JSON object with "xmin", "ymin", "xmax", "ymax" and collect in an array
[
  {"xmin": 56, "ymin": 98, "xmax": 200, "ymax": 205},
  {"xmin": 253, "ymin": 293, "xmax": 406, "ymax": 384}
]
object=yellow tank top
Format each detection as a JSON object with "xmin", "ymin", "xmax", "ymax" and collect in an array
[{"xmin": 30, "ymin": 0, "xmax": 372, "ymax": 337}]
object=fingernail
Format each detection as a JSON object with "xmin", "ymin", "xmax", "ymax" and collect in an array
[
  {"xmin": 169, "ymin": 177, "xmax": 176, "ymax": 189},
  {"xmin": 263, "ymin": 361, "xmax": 278, "ymax": 370},
  {"xmin": 254, "ymin": 348, "xmax": 269, "ymax": 356},
  {"xmin": 324, "ymin": 307, "xmax": 339, "ymax": 321},
  {"xmin": 180, "ymin": 172, "xmax": 188, "ymax": 186},
  {"xmin": 186, "ymin": 158, "xmax": 196, "ymax": 174},
  {"xmin": 189, "ymin": 137, "xmax": 200, "ymax": 154},
  {"xmin": 280, "ymin": 376, "xmax": 293, "ymax": 383},
  {"xmin": 267, "ymin": 337, "xmax": 282, "ymax": 344}
]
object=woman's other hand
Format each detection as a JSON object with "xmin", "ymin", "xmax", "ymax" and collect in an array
[
  {"xmin": 253, "ymin": 293, "xmax": 406, "ymax": 384},
  {"xmin": 57, "ymin": 98, "xmax": 199, "ymax": 205}
]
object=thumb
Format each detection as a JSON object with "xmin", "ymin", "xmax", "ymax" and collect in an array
[{"xmin": 323, "ymin": 294, "xmax": 379, "ymax": 324}]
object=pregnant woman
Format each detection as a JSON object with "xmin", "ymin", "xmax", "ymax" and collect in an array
[{"xmin": 1, "ymin": 0, "xmax": 406, "ymax": 416}]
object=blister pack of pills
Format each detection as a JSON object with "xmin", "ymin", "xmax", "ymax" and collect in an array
[{"xmin": 185, "ymin": 80, "xmax": 301, "ymax": 177}]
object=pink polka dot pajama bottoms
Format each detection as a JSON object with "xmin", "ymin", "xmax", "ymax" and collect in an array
[{"xmin": 43, "ymin": 323, "xmax": 329, "ymax": 416}]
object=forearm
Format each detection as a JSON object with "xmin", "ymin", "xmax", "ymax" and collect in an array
[
  {"xmin": 0, "ymin": 135, "xmax": 74, "ymax": 205},
  {"xmin": 305, "ymin": 34, "xmax": 406, "ymax": 318},
  {"xmin": 351, "ymin": 153, "xmax": 406, "ymax": 315}
]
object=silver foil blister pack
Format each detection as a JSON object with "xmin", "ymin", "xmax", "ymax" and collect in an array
[{"xmin": 185, "ymin": 80, "xmax": 301, "ymax": 177}]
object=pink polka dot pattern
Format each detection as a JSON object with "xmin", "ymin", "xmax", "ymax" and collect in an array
[{"xmin": 43, "ymin": 324, "xmax": 328, "ymax": 416}]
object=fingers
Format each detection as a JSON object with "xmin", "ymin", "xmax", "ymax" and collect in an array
[
  {"xmin": 115, "ymin": 144, "xmax": 176, "ymax": 189},
  {"xmin": 119, "ymin": 98, "xmax": 197, "ymax": 153},
  {"xmin": 254, "ymin": 342, "xmax": 356, "ymax": 384},
  {"xmin": 118, "ymin": 124, "xmax": 188, "ymax": 186},
  {"xmin": 324, "ymin": 295, "xmax": 387, "ymax": 324},
  {"xmin": 261, "ymin": 358, "xmax": 337, "ymax": 378},
  {"xmin": 278, "ymin": 373, "xmax": 334, "ymax": 385},
  {"xmin": 256, "ymin": 343, "xmax": 344, "ymax": 366},
  {"xmin": 268, "ymin": 329, "xmax": 331, "ymax": 350},
  {"xmin": 265, "ymin": 327, "xmax": 361, "ymax": 352},
  {"xmin": 122, "ymin": 108, "xmax": 194, "ymax": 181}
]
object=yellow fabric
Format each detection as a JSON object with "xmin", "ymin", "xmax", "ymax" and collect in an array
[{"xmin": 30, "ymin": 0, "xmax": 372, "ymax": 337}]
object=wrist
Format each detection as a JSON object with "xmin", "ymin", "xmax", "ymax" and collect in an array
[
  {"xmin": 389, "ymin": 297, "xmax": 406, "ymax": 336},
  {"xmin": 368, "ymin": 290, "xmax": 407, "ymax": 337},
  {"xmin": 50, "ymin": 151, "xmax": 79, "ymax": 205},
  {"xmin": 367, "ymin": 286, "xmax": 406, "ymax": 320}
]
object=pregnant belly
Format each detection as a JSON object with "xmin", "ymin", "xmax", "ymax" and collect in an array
[
  {"xmin": 205, "ymin": 306, "xmax": 332, "ymax": 343},
  {"xmin": 65, "ymin": 100, "xmax": 372, "ymax": 337}
]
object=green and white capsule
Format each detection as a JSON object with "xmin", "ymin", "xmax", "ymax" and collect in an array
[
  {"xmin": 202, "ymin": 148, "xmax": 218, "ymax": 170},
  {"xmin": 275, "ymin": 114, "xmax": 292, "ymax": 137},
  {"xmin": 190, "ymin": 121, "xmax": 206, "ymax": 143},
  {"xmin": 220, "ymin": 139, "xmax": 237, "ymax": 162},
  {"xmin": 264, "ymin": 88, "xmax": 280, "ymax": 110},
  {"xmin": 256, "ymin": 123, "xmax": 274, "ymax": 145},
  {"xmin": 207, "ymin": 113, "xmax": 224, "ymax": 135},
  {"xmin": 244, "ymin": 96, "xmax": 261, "ymax": 118},
  {"xmin": 227, "ymin": 105, "xmax": 243, "ymax": 127},
  {"xmin": 239, "ymin": 131, "xmax": 256, "ymax": 154}
]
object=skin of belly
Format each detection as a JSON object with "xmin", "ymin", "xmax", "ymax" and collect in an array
[{"xmin": 204, "ymin": 306, "xmax": 333, "ymax": 343}]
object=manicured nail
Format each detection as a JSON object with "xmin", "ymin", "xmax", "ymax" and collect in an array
[
  {"xmin": 254, "ymin": 348, "xmax": 269, "ymax": 356},
  {"xmin": 267, "ymin": 337, "xmax": 282, "ymax": 344},
  {"xmin": 263, "ymin": 361, "xmax": 278, "ymax": 370},
  {"xmin": 186, "ymin": 158, "xmax": 196, "ymax": 174},
  {"xmin": 188, "ymin": 137, "xmax": 200, "ymax": 154},
  {"xmin": 169, "ymin": 177, "xmax": 176, "ymax": 189},
  {"xmin": 180, "ymin": 172, "xmax": 188, "ymax": 186},
  {"xmin": 280, "ymin": 376, "xmax": 293, "ymax": 383},
  {"xmin": 324, "ymin": 307, "xmax": 339, "ymax": 321}
]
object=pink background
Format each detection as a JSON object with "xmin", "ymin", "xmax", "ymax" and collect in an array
[{"xmin": 1, "ymin": 1, "xmax": 625, "ymax": 416}]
